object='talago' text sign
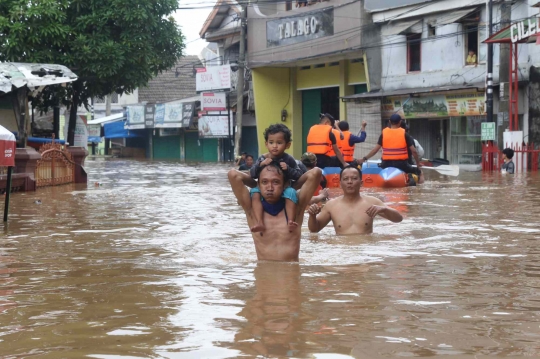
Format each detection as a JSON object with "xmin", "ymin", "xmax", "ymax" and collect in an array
[{"xmin": 266, "ymin": 8, "xmax": 334, "ymax": 48}]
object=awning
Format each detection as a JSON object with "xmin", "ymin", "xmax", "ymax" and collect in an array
[
  {"xmin": 104, "ymin": 121, "xmax": 145, "ymax": 139},
  {"xmin": 0, "ymin": 63, "xmax": 77, "ymax": 94},
  {"xmin": 436, "ymin": 8, "xmax": 477, "ymax": 26},
  {"xmin": 382, "ymin": 19, "xmax": 422, "ymax": 36},
  {"xmin": 87, "ymin": 113, "xmax": 125, "ymax": 126},
  {"xmin": 341, "ymin": 84, "xmax": 486, "ymax": 101},
  {"xmin": 484, "ymin": 16, "xmax": 539, "ymax": 44}
]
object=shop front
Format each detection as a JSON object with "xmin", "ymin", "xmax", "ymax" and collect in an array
[{"xmin": 343, "ymin": 87, "xmax": 488, "ymax": 169}]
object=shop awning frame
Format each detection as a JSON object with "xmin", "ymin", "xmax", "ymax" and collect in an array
[{"xmin": 341, "ymin": 84, "xmax": 486, "ymax": 102}]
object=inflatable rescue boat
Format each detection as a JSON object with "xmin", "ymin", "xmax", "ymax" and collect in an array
[{"xmin": 322, "ymin": 162, "xmax": 413, "ymax": 189}]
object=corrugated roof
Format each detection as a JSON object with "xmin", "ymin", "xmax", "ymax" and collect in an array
[
  {"xmin": 0, "ymin": 62, "xmax": 77, "ymax": 94},
  {"xmin": 138, "ymin": 56, "xmax": 201, "ymax": 104}
]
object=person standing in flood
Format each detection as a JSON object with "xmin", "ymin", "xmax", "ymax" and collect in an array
[
  {"xmin": 307, "ymin": 166, "xmax": 402, "ymax": 235},
  {"xmin": 337, "ymin": 120, "xmax": 367, "ymax": 166},
  {"xmin": 502, "ymin": 148, "xmax": 515, "ymax": 174}
]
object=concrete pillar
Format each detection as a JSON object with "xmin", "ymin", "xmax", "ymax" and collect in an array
[{"xmin": 66, "ymin": 147, "xmax": 88, "ymax": 184}]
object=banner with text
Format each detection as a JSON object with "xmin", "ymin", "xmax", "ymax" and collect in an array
[
  {"xmin": 196, "ymin": 65, "xmax": 231, "ymax": 92},
  {"xmin": 125, "ymin": 105, "xmax": 145, "ymax": 129},
  {"xmin": 382, "ymin": 92, "xmax": 486, "ymax": 119},
  {"xmin": 201, "ymin": 92, "xmax": 227, "ymax": 111},
  {"xmin": 198, "ymin": 112, "xmax": 232, "ymax": 138}
]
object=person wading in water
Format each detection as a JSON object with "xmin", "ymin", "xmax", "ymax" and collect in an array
[{"xmin": 228, "ymin": 164, "xmax": 322, "ymax": 262}]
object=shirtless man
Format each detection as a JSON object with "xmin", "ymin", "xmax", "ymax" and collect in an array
[
  {"xmin": 228, "ymin": 164, "xmax": 322, "ymax": 261},
  {"xmin": 307, "ymin": 166, "xmax": 403, "ymax": 235}
]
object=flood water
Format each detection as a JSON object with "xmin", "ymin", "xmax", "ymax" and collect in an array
[{"xmin": 1, "ymin": 159, "xmax": 540, "ymax": 358}]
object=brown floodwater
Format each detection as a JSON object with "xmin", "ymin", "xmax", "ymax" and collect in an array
[{"xmin": 1, "ymin": 159, "xmax": 540, "ymax": 358}]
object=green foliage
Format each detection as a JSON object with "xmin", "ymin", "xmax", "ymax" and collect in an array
[{"xmin": 0, "ymin": 0, "xmax": 185, "ymax": 109}]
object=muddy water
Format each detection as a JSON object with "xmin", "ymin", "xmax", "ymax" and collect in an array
[{"xmin": 1, "ymin": 159, "xmax": 540, "ymax": 358}]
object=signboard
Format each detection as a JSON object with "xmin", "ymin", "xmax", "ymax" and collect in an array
[
  {"xmin": 145, "ymin": 104, "xmax": 155, "ymax": 128},
  {"xmin": 72, "ymin": 115, "xmax": 89, "ymax": 148},
  {"xmin": 510, "ymin": 17, "xmax": 537, "ymax": 43},
  {"xmin": 201, "ymin": 92, "xmax": 227, "ymax": 111},
  {"xmin": 481, "ymin": 122, "xmax": 496, "ymax": 141},
  {"xmin": 196, "ymin": 65, "xmax": 231, "ymax": 92},
  {"xmin": 267, "ymin": 7, "xmax": 334, "ymax": 48},
  {"xmin": 182, "ymin": 102, "xmax": 195, "ymax": 127},
  {"xmin": 198, "ymin": 112, "xmax": 232, "ymax": 138},
  {"xmin": 87, "ymin": 124, "xmax": 101, "ymax": 137},
  {"xmin": 125, "ymin": 105, "xmax": 145, "ymax": 129},
  {"xmin": 382, "ymin": 92, "xmax": 486, "ymax": 119},
  {"xmin": 154, "ymin": 103, "xmax": 183, "ymax": 128}
]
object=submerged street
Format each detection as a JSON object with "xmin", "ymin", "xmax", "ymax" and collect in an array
[{"xmin": 1, "ymin": 159, "xmax": 540, "ymax": 358}]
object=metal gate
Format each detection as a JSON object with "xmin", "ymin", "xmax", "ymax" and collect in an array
[{"xmin": 35, "ymin": 142, "xmax": 74, "ymax": 187}]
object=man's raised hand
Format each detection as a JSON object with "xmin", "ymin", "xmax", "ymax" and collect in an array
[{"xmin": 365, "ymin": 205, "xmax": 387, "ymax": 219}]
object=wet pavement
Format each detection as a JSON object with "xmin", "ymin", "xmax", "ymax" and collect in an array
[{"xmin": 1, "ymin": 158, "xmax": 540, "ymax": 358}]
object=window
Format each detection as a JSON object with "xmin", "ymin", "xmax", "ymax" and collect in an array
[
  {"xmin": 465, "ymin": 25, "xmax": 478, "ymax": 65},
  {"xmin": 428, "ymin": 24, "xmax": 436, "ymax": 38},
  {"xmin": 286, "ymin": 0, "xmax": 292, "ymax": 11},
  {"xmin": 407, "ymin": 34, "xmax": 422, "ymax": 72},
  {"xmin": 111, "ymin": 93, "xmax": 119, "ymax": 104}
]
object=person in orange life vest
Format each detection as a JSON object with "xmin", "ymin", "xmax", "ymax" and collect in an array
[
  {"xmin": 336, "ymin": 120, "xmax": 367, "ymax": 165},
  {"xmin": 359, "ymin": 114, "xmax": 424, "ymax": 184},
  {"xmin": 306, "ymin": 113, "xmax": 348, "ymax": 169}
]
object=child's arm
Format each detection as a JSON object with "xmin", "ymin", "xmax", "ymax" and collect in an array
[
  {"xmin": 283, "ymin": 154, "xmax": 303, "ymax": 182},
  {"xmin": 249, "ymin": 155, "xmax": 267, "ymax": 179}
]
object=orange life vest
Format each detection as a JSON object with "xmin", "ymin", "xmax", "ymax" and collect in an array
[
  {"xmin": 337, "ymin": 131, "xmax": 354, "ymax": 162},
  {"xmin": 307, "ymin": 124, "xmax": 333, "ymax": 155},
  {"xmin": 382, "ymin": 127, "xmax": 408, "ymax": 161}
]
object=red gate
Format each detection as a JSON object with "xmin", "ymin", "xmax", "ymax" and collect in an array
[{"xmin": 482, "ymin": 142, "xmax": 540, "ymax": 172}]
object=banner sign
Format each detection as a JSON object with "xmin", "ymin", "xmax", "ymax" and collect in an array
[
  {"xmin": 201, "ymin": 92, "xmax": 227, "ymax": 111},
  {"xmin": 382, "ymin": 92, "xmax": 486, "ymax": 119},
  {"xmin": 182, "ymin": 102, "xmax": 195, "ymax": 127},
  {"xmin": 198, "ymin": 112, "xmax": 232, "ymax": 138},
  {"xmin": 267, "ymin": 7, "xmax": 334, "ymax": 48},
  {"xmin": 87, "ymin": 124, "xmax": 101, "ymax": 137},
  {"xmin": 154, "ymin": 103, "xmax": 182, "ymax": 128},
  {"xmin": 196, "ymin": 65, "xmax": 231, "ymax": 92},
  {"xmin": 145, "ymin": 104, "xmax": 155, "ymax": 128},
  {"xmin": 125, "ymin": 105, "xmax": 145, "ymax": 129},
  {"xmin": 481, "ymin": 122, "xmax": 496, "ymax": 141}
]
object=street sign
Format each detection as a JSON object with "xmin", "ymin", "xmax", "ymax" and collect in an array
[
  {"xmin": 196, "ymin": 65, "xmax": 231, "ymax": 92},
  {"xmin": 481, "ymin": 122, "xmax": 496, "ymax": 141}
]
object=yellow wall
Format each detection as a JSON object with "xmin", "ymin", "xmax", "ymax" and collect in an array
[
  {"xmin": 252, "ymin": 67, "xmax": 302, "ymax": 158},
  {"xmin": 297, "ymin": 65, "xmax": 340, "ymax": 90},
  {"xmin": 347, "ymin": 60, "xmax": 367, "ymax": 85}
]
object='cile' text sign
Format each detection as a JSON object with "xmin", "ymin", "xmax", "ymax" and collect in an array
[
  {"xmin": 201, "ymin": 92, "xmax": 227, "ymax": 111},
  {"xmin": 511, "ymin": 18, "xmax": 538, "ymax": 43}
]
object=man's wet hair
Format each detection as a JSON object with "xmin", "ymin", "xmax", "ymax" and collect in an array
[
  {"xmin": 256, "ymin": 161, "xmax": 288, "ymax": 182},
  {"xmin": 502, "ymin": 148, "xmax": 515, "ymax": 159},
  {"xmin": 264, "ymin": 123, "xmax": 292, "ymax": 143},
  {"xmin": 245, "ymin": 154, "xmax": 254, "ymax": 160},
  {"xmin": 338, "ymin": 121, "xmax": 349, "ymax": 131},
  {"xmin": 340, "ymin": 165, "xmax": 362, "ymax": 180}
]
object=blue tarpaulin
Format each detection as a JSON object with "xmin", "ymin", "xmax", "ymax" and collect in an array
[
  {"xmin": 88, "ymin": 136, "xmax": 102, "ymax": 143},
  {"xmin": 104, "ymin": 121, "xmax": 144, "ymax": 139}
]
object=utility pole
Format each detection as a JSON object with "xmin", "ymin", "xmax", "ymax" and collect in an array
[
  {"xmin": 498, "ymin": 1, "xmax": 512, "ymax": 146},
  {"xmin": 234, "ymin": 5, "xmax": 247, "ymax": 158},
  {"xmin": 486, "ymin": 0, "xmax": 493, "ymax": 124}
]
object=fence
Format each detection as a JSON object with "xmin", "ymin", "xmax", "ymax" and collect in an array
[
  {"xmin": 35, "ymin": 141, "xmax": 75, "ymax": 187},
  {"xmin": 482, "ymin": 142, "xmax": 540, "ymax": 172}
]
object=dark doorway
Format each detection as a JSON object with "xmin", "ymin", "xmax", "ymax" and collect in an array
[{"xmin": 301, "ymin": 86, "xmax": 340, "ymax": 152}]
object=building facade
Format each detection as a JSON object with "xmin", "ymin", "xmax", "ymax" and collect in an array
[{"xmin": 246, "ymin": 0, "xmax": 377, "ymax": 158}]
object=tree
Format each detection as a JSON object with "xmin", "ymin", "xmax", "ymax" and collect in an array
[{"xmin": 0, "ymin": 0, "xmax": 184, "ymax": 145}]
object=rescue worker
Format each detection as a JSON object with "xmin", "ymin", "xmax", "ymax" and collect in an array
[
  {"xmin": 306, "ymin": 113, "xmax": 348, "ymax": 169},
  {"xmin": 336, "ymin": 120, "xmax": 367, "ymax": 165},
  {"xmin": 401, "ymin": 121, "xmax": 424, "ymax": 165},
  {"xmin": 359, "ymin": 114, "xmax": 424, "ymax": 184}
]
